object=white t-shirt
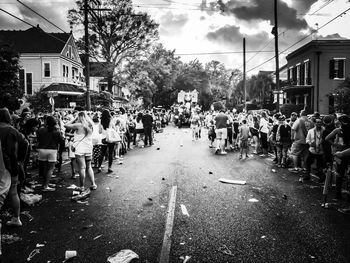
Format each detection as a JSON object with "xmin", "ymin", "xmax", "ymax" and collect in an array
[{"xmin": 259, "ymin": 118, "xmax": 269, "ymax": 134}]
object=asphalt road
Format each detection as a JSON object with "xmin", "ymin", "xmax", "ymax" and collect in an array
[{"xmin": 1, "ymin": 125, "xmax": 350, "ymax": 263}]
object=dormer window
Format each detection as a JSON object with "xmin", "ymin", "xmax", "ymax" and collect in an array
[{"xmin": 67, "ymin": 45, "xmax": 72, "ymax": 58}]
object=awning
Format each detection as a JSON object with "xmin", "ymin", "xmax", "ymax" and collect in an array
[{"xmin": 42, "ymin": 83, "xmax": 85, "ymax": 96}]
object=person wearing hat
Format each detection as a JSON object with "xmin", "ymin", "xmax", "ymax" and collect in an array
[
  {"xmin": 325, "ymin": 115, "xmax": 350, "ymax": 201},
  {"xmin": 275, "ymin": 115, "xmax": 291, "ymax": 168}
]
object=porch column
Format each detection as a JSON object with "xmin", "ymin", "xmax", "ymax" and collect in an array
[
  {"xmin": 303, "ymin": 94, "xmax": 308, "ymax": 106},
  {"xmin": 295, "ymin": 95, "xmax": 300, "ymax": 105}
]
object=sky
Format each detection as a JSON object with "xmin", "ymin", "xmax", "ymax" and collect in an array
[{"xmin": 0, "ymin": 0, "xmax": 350, "ymax": 75}]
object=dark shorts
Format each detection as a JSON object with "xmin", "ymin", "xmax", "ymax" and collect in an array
[
  {"xmin": 240, "ymin": 139, "xmax": 249, "ymax": 149},
  {"xmin": 290, "ymin": 142, "xmax": 309, "ymax": 157}
]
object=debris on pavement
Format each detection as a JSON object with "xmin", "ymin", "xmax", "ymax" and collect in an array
[
  {"xmin": 82, "ymin": 223, "xmax": 93, "ymax": 230},
  {"xmin": 338, "ymin": 207, "xmax": 350, "ymax": 214},
  {"xmin": 157, "ymin": 147, "xmax": 160, "ymax": 150},
  {"xmin": 179, "ymin": 256, "xmax": 191, "ymax": 263},
  {"xmin": 180, "ymin": 242, "xmax": 185, "ymax": 245},
  {"xmin": 148, "ymin": 198, "xmax": 153, "ymax": 202},
  {"xmin": 209, "ymin": 171, "xmax": 213, "ymax": 174},
  {"xmin": 21, "ymin": 211, "xmax": 34, "ymax": 221},
  {"xmin": 219, "ymin": 178, "xmax": 246, "ymax": 185},
  {"xmin": 106, "ymin": 187, "xmax": 112, "ymax": 192},
  {"xmin": 180, "ymin": 204, "xmax": 190, "ymax": 217},
  {"xmin": 72, "ymin": 190, "xmax": 80, "ymax": 195},
  {"xmin": 218, "ymin": 244, "xmax": 234, "ymax": 257},
  {"xmin": 64, "ymin": 250, "xmax": 77, "ymax": 262},
  {"xmin": 36, "ymin": 243, "xmax": 45, "ymax": 248},
  {"xmin": 27, "ymin": 248, "xmax": 40, "ymax": 261},
  {"xmin": 271, "ymin": 169, "xmax": 277, "ymax": 173},
  {"xmin": 261, "ymin": 235, "xmax": 266, "ymax": 239},
  {"xmin": 71, "ymin": 189, "xmax": 91, "ymax": 202},
  {"xmin": 30, "ymin": 231, "xmax": 38, "ymax": 234},
  {"xmin": 248, "ymin": 198, "xmax": 259, "ymax": 203},
  {"xmin": 202, "ymin": 185, "xmax": 207, "ymax": 189},
  {"xmin": 67, "ymin": 184, "xmax": 78, "ymax": 189},
  {"xmin": 321, "ymin": 202, "xmax": 338, "ymax": 209},
  {"xmin": 162, "ymin": 177, "xmax": 165, "ymax": 180},
  {"xmin": 93, "ymin": 234, "xmax": 102, "ymax": 240},
  {"xmin": 107, "ymin": 249, "xmax": 139, "ymax": 263},
  {"xmin": 282, "ymin": 194, "xmax": 288, "ymax": 200},
  {"xmin": 1, "ymin": 234, "xmax": 22, "ymax": 244},
  {"xmin": 20, "ymin": 193, "xmax": 43, "ymax": 206},
  {"xmin": 76, "ymin": 200, "xmax": 89, "ymax": 205},
  {"xmin": 160, "ymin": 205, "xmax": 166, "ymax": 209}
]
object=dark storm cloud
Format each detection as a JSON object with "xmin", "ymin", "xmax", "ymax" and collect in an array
[
  {"xmin": 215, "ymin": 0, "xmax": 309, "ymax": 30},
  {"xmin": 206, "ymin": 24, "xmax": 270, "ymax": 50},
  {"xmin": 0, "ymin": 1, "xmax": 72, "ymax": 32},
  {"xmin": 159, "ymin": 11, "xmax": 189, "ymax": 36}
]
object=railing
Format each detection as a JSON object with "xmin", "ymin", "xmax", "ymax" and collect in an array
[{"xmin": 48, "ymin": 77, "xmax": 84, "ymax": 85}]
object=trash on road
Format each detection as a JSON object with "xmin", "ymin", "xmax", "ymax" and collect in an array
[
  {"xmin": 36, "ymin": 243, "xmax": 45, "ymax": 248},
  {"xmin": 142, "ymin": 235, "xmax": 147, "ymax": 239},
  {"xmin": 148, "ymin": 198, "xmax": 153, "ymax": 202},
  {"xmin": 162, "ymin": 177, "xmax": 165, "ymax": 180},
  {"xmin": 180, "ymin": 242, "xmax": 185, "ymax": 245},
  {"xmin": 321, "ymin": 202, "xmax": 338, "ymax": 209},
  {"xmin": 67, "ymin": 184, "xmax": 78, "ymax": 189},
  {"xmin": 202, "ymin": 185, "xmax": 207, "ymax": 189},
  {"xmin": 218, "ymin": 244, "xmax": 234, "ymax": 257},
  {"xmin": 63, "ymin": 250, "xmax": 77, "ymax": 262},
  {"xmin": 20, "ymin": 193, "xmax": 42, "ymax": 206},
  {"xmin": 93, "ymin": 234, "xmax": 102, "ymax": 240},
  {"xmin": 72, "ymin": 190, "xmax": 80, "ymax": 196},
  {"xmin": 1, "ymin": 234, "xmax": 22, "ymax": 244},
  {"xmin": 282, "ymin": 194, "xmax": 288, "ymax": 200},
  {"xmin": 179, "ymin": 256, "xmax": 191, "ymax": 263},
  {"xmin": 209, "ymin": 171, "xmax": 213, "ymax": 174},
  {"xmin": 71, "ymin": 189, "xmax": 91, "ymax": 202},
  {"xmin": 157, "ymin": 147, "xmax": 160, "ymax": 150},
  {"xmin": 30, "ymin": 231, "xmax": 37, "ymax": 234},
  {"xmin": 248, "ymin": 198, "xmax": 259, "ymax": 203},
  {"xmin": 107, "ymin": 249, "xmax": 139, "ymax": 263},
  {"xmin": 83, "ymin": 223, "xmax": 93, "ymax": 229},
  {"xmin": 21, "ymin": 211, "xmax": 34, "ymax": 221},
  {"xmin": 106, "ymin": 187, "xmax": 112, "ymax": 192},
  {"xmin": 261, "ymin": 235, "xmax": 266, "ymax": 239},
  {"xmin": 219, "ymin": 178, "xmax": 246, "ymax": 185},
  {"xmin": 76, "ymin": 200, "xmax": 89, "ymax": 205},
  {"xmin": 338, "ymin": 207, "xmax": 350, "ymax": 214},
  {"xmin": 27, "ymin": 248, "xmax": 40, "ymax": 261},
  {"xmin": 160, "ymin": 205, "xmax": 166, "ymax": 209},
  {"xmin": 180, "ymin": 204, "xmax": 190, "ymax": 217},
  {"xmin": 271, "ymin": 169, "xmax": 277, "ymax": 173}
]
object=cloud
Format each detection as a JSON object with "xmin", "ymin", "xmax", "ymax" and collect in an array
[
  {"xmin": 215, "ymin": 0, "xmax": 309, "ymax": 30},
  {"xmin": 0, "ymin": 1, "xmax": 74, "ymax": 32},
  {"xmin": 158, "ymin": 11, "xmax": 189, "ymax": 36},
  {"xmin": 206, "ymin": 24, "xmax": 270, "ymax": 50},
  {"xmin": 318, "ymin": 33, "xmax": 347, "ymax": 40}
]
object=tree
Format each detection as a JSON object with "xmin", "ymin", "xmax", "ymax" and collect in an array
[
  {"xmin": 26, "ymin": 88, "xmax": 51, "ymax": 113},
  {"xmin": 333, "ymin": 77, "xmax": 350, "ymax": 114},
  {"xmin": 0, "ymin": 43, "xmax": 23, "ymax": 111},
  {"xmin": 68, "ymin": 0, "xmax": 159, "ymax": 92}
]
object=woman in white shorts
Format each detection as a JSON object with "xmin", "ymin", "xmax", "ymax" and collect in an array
[
  {"xmin": 64, "ymin": 111, "xmax": 97, "ymax": 191},
  {"xmin": 36, "ymin": 115, "xmax": 63, "ymax": 191}
]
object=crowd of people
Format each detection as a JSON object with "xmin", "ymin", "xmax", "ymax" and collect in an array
[
  {"xmin": 0, "ymin": 106, "xmax": 161, "ymax": 229},
  {"xmin": 190, "ymin": 108, "xmax": 350, "ymax": 208}
]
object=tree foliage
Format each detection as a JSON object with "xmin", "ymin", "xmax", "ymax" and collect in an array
[
  {"xmin": 26, "ymin": 88, "xmax": 52, "ymax": 113},
  {"xmin": 0, "ymin": 43, "xmax": 23, "ymax": 111},
  {"xmin": 68, "ymin": 0, "xmax": 159, "ymax": 92}
]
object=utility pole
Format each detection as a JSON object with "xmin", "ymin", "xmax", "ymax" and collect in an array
[
  {"xmin": 274, "ymin": 0, "xmax": 280, "ymax": 111},
  {"xmin": 243, "ymin": 37, "xmax": 246, "ymax": 112},
  {"xmin": 84, "ymin": 0, "xmax": 91, "ymax": 110}
]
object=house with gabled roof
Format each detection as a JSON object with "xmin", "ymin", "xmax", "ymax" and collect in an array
[{"xmin": 0, "ymin": 25, "xmax": 85, "ymax": 98}]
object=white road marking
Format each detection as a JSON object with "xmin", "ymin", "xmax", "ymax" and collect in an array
[{"xmin": 159, "ymin": 185, "xmax": 178, "ymax": 263}]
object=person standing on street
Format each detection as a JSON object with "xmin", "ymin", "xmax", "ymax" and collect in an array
[
  {"xmin": 142, "ymin": 110, "xmax": 154, "ymax": 147},
  {"xmin": 0, "ymin": 108, "xmax": 28, "ymax": 227},
  {"xmin": 259, "ymin": 112, "xmax": 269, "ymax": 157},
  {"xmin": 214, "ymin": 109, "xmax": 228, "ymax": 155},
  {"xmin": 238, "ymin": 119, "xmax": 250, "ymax": 159}
]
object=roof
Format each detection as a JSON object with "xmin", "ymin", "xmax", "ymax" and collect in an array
[
  {"xmin": 42, "ymin": 83, "xmax": 85, "ymax": 95},
  {"xmin": 286, "ymin": 39, "xmax": 350, "ymax": 61},
  {"xmin": 0, "ymin": 26, "xmax": 70, "ymax": 54}
]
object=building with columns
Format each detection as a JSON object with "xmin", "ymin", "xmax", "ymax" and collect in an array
[{"xmin": 282, "ymin": 39, "xmax": 350, "ymax": 114}]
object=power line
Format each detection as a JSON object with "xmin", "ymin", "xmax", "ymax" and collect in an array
[
  {"xmin": 16, "ymin": 0, "xmax": 67, "ymax": 33},
  {"xmin": 0, "ymin": 7, "xmax": 34, "ymax": 28},
  {"xmin": 175, "ymin": 50, "xmax": 277, "ymax": 56},
  {"xmin": 0, "ymin": 8, "xmax": 68, "ymax": 45},
  {"xmin": 246, "ymin": 6, "xmax": 350, "ymax": 73}
]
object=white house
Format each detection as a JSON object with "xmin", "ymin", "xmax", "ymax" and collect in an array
[{"xmin": 0, "ymin": 26, "xmax": 85, "ymax": 96}]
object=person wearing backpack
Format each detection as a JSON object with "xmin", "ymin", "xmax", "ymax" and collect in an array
[
  {"xmin": 289, "ymin": 110, "xmax": 314, "ymax": 173},
  {"xmin": 0, "ymin": 108, "xmax": 28, "ymax": 227},
  {"xmin": 97, "ymin": 110, "xmax": 119, "ymax": 173},
  {"xmin": 275, "ymin": 115, "xmax": 291, "ymax": 168}
]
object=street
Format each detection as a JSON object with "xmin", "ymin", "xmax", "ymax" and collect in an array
[{"xmin": 2, "ymin": 125, "xmax": 350, "ymax": 263}]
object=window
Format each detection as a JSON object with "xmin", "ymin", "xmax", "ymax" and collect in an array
[
  {"xmin": 296, "ymin": 64, "xmax": 300, "ymax": 85},
  {"xmin": 63, "ymin": 65, "xmax": 69, "ymax": 77},
  {"xmin": 68, "ymin": 46, "xmax": 72, "ymax": 58},
  {"xmin": 26, "ymin": 73, "xmax": 32, "ymax": 95},
  {"xmin": 292, "ymin": 67, "xmax": 297, "ymax": 84},
  {"xmin": 72, "ymin": 68, "xmax": 75, "ymax": 79},
  {"xmin": 329, "ymin": 59, "xmax": 345, "ymax": 79},
  {"xmin": 19, "ymin": 69, "xmax": 25, "ymax": 91},
  {"xmin": 299, "ymin": 63, "xmax": 305, "ymax": 85},
  {"xmin": 44, "ymin": 63, "xmax": 50, "ymax": 77},
  {"xmin": 304, "ymin": 60, "xmax": 311, "ymax": 85}
]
